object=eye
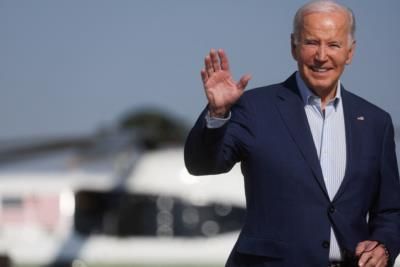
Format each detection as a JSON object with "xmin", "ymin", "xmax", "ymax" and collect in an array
[
  {"xmin": 329, "ymin": 43, "xmax": 341, "ymax": 48},
  {"xmin": 304, "ymin": 40, "xmax": 318, "ymax": 46}
]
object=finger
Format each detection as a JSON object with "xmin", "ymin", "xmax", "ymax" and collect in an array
[
  {"xmin": 356, "ymin": 242, "xmax": 367, "ymax": 256},
  {"xmin": 356, "ymin": 241, "xmax": 378, "ymax": 256},
  {"xmin": 201, "ymin": 69, "xmax": 208, "ymax": 85},
  {"xmin": 358, "ymin": 251, "xmax": 373, "ymax": 267},
  {"xmin": 363, "ymin": 244, "xmax": 387, "ymax": 267},
  {"xmin": 364, "ymin": 241, "xmax": 379, "ymax": 255},
  {"xmin": 237, "ymin": 74, "xmax": 252, "ymax": 91},
  {"xmin": 210, "ymin": 49, "xmax": 221, "ymax": 72},
  {"xmin": 364, "ymin": 257, "xmax": 378, "ymax": 267},
  {"xmin": 204, "ymin": 55, "xmax": 214, "ymax": 77},
  {"xmin": 364, "ymin": 257, "xmax": 380, "ymax": 267},
  {"xmin": 372, "ymin": 246, "xmax": 388, "ymax": 267},
  {"xmin": 375, "ymin": 256, "xmax": 388, "ymax": 267},
  {"xmin": 218, "ymin": 49, "xmax": 230, "ymax": 71}
]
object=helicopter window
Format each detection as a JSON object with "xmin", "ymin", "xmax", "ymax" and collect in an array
[
  {"xmin": 74, "ymin": 190, "xmax": 245, "ymax": 237},
  {"xmin": 1, "ymin": 196, "xmax": 23, "ymax": 208}
]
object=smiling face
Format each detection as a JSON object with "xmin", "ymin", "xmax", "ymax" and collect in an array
[{"xmin": 291, "ymin": 11, "xmax": 355, "ymax": 100}]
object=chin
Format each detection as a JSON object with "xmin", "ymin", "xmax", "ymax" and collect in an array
[{"xmin": 306, "ymin": 78, "xmax": 337, "ymax": 92}]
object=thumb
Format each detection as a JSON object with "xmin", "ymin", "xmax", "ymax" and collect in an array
[
  {"xmin": 355, "ymin": 241, "xmax": 379, "ymax": 256},
  {"xmin": 356, "ymin": 242, "xmax": 367, "ymax": 256},
  {"xmin": 237, "ymin": 74, "xmax": 252, "ymax": 91}
]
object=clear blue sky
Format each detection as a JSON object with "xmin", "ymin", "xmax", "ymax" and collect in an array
[{"xmin": 1, "ymin": 0, "xmax": 399, "ymax": 139}]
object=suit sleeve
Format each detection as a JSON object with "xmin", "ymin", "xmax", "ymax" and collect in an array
[
  {"xmin": 369, "ymin": 114, "xmax": 400, "ymax": 265},
  {"xmin": 184, "ymin": 96, "xmax": 254, "ymax": 176}
]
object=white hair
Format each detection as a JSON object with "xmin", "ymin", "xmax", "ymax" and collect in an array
[{"xmin": 292, "ymin": 0, "xmax": 356, "ymax": 46}]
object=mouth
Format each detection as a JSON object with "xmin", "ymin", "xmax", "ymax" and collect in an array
[{"xmin": 310, "ymin": 66, "xmax": 332, "ymax": 73}]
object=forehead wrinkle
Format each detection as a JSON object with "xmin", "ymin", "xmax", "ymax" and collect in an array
[{"xmin": 300, "ymin": 12, "xmax": 350, "ymax": 43}]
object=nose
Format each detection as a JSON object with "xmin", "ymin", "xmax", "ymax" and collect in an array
[{"xmin": 315, "ymin": 45, "xmax": 328, "ymax": 62}]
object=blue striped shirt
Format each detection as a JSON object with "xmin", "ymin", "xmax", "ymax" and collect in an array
[{"xmin": 296, "ymin": 72, "xmax": 347, "ymax": 260}]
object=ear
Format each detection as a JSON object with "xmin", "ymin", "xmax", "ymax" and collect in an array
[
  {"xmin": 291, "ymin": 34, "xmax": 298, "ymax": 61},
  {"xmin": 345, "ymin": 40, "xmax": 356, "ymax": 65}
]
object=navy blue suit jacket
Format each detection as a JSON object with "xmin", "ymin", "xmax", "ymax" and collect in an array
[{"xmin": 184, "ymin": 73, "xmax": 400, "ymax": 267}]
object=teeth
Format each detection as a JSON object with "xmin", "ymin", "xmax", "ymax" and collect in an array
[{"xmin": 311, "ymin": 67, "xmax": 328, "ymax": 72}]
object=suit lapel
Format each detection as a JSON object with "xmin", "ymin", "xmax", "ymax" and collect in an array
[
  {"xmin": 275, "ymin": 76, "xmax": 360, "ymax": 201},
  {"xmin": 275, "ymin": 74, "xmax": 329, "ymax": 199}
]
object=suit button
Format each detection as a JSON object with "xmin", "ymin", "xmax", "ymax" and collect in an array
[
  {"xmin": 322, "ymin": 241, "xmax": 330, "ymax": 248},
  {"xmin": 329, "ymin": 206, "xmax": 336, "ymax": 214}
]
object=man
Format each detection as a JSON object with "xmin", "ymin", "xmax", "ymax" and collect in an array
[{"xmin": 184, "ymin": 1, "xmax": 400, "ymax": 267}]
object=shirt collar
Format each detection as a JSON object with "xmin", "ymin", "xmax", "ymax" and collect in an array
[{"xmin": 295, "ymin": 71, "xmax": 341, "ymax": 108}]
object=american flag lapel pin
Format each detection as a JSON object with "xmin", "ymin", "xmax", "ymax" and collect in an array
[{"xmin": 357, "ymin": 116, "xmax": 365, "ymax": 121}]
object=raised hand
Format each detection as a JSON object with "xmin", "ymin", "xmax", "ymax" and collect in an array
[{"xmin": 201, "ymin": 49, "xmax": 251, "ymax": 118}]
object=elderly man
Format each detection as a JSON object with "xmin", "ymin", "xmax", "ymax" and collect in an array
[{"xmin": 184, "ymin": 1, "xmax": 400, "ymax": 266}]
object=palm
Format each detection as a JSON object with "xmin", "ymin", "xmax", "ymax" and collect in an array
[
  {"xmin": 201, "ymin": 49, "xmax": 251, "ymax": 117},
  {"xmin": 205, "ymin": 70, "xmax": 242, "ymax": 110}
]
